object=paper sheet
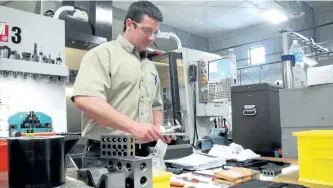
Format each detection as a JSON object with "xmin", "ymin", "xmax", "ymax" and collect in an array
[{"xmin": 165, "ymin": 153, "xmax": 226, "ymax": 171}]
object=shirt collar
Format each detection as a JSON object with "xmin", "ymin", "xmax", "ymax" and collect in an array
[{"xmin": 117, "ymin": 34, "xmax": 139, "ymax": 55}]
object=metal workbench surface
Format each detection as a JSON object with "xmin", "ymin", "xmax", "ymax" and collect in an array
[
  {"xmin": 1, "ymin": 176, "xmax": 92, "ymax": 188},
  {"xmin": 57, "ymin": 176, "xmax": 92, "ymax": 188}
]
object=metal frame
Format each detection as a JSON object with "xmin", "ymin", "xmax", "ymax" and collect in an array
[{"xmin": 280, "ymin": 29, "xmax": 330, "ymax": 55}]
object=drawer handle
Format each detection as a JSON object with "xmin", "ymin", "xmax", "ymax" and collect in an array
[{"xmin": 243, "ymin": 105, "xmax": 256, "ymax": 116}]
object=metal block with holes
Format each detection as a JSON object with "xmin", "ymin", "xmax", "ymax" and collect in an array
[
  {"xmin": 262, "ymin": 167, "xmax": 282, "ymax": 177},
  {"xmin": 100, "ymin": 135, "xmax": 136, "ymax": 158},
  {"xmin": 108, "ymin": 157, "xmax": 152, "ymax": 188}
]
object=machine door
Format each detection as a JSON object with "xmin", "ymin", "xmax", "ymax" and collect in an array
[{"xmin": 151, "ymin": 52, "xmax": 185, "ymax": 130}]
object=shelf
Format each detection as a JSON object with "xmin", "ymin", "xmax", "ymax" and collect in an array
[{"xmin": 0, "ymin": 58, "xmax": 69, "ymax": 77}]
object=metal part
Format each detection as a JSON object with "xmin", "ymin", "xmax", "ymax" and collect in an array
[
  {"xmin": 78, "ymin": 157, "xmax": 152, "ymax": 188},
  {"xmin": 100, "ymin": 135, "xmax": 136, "ymax": 158},
  {"xmin": 8, "ymin": 111, "xmax": 52, "ymax": 136},
  {"xmin": 56, "ymin": 53, "xmax": 63, "ymax": 65},
  {"xmin": 78, "ymin": 168, "xmax": 109, "ymax": 187},
  {"xmin": 22, "ymin": 52, "xmax": 31, "ymax": 61},
  {"xmin": 32, "ymin": 43, "xmax": 39, "ymax": 62},
  {"xmin": 99, "ymin": 171, "xmax": 126, "ymax": 188},
  {"xmin": 262, "ymin": 167, "xmax": 282, "ymax": 177},
  {"xmin": 109, "ymin": 157, "xmax": 153, "ymax": 188},
  {"xmin": 0, "ymin": 46, "xmax": 10, "ymax": 58},
  {"xmin": 161, "ymin": 132, "xmax": 186, "ymax": 136}
]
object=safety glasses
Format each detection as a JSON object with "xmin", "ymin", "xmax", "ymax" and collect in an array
[{"xmin": 132, "ymin": 20, "xmax": 160, "ymax": 38}]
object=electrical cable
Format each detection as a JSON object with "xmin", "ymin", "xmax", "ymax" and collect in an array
[{"xmin": 191, "ymin": 82, "xmax": 199, "ymax": 148}]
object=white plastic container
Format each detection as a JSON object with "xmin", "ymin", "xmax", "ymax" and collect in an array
[{"xmin": 289, "ymin": 40, "xmax": 307, "ymax": 88}]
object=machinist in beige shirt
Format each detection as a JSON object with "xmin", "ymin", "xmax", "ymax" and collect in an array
[{"xmin": 71, "ymin": 1, "xmax": 175, "ymax": 167}]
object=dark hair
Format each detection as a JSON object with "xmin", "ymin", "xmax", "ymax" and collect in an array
[{"xmin": 123, "ymin": 1, "xmax": 163, "ymax": 32}]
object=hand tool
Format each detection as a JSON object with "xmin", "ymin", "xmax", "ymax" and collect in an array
[{"xmin": 170, "ymin": 181, "xmax": 185, "ymax": 187}]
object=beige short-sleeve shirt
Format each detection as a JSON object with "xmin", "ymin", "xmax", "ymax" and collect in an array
[{"xmin": 72, "ymin": 35, "xmax": 163, "ymax": 141}]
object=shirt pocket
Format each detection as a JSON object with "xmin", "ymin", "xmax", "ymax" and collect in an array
[{"xmin": 148, "ymin": 72, "xmax": 158, "ymax": 99}]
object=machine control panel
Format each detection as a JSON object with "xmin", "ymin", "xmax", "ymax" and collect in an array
[
  {"xmin": 197, "ymin": 57, "xmax": 236, "ymax": 104},
  {"xmin": 198, "ymin": 60, "xmax": 209, "ymax": 102}
]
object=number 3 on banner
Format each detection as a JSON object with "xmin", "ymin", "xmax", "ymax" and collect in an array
[{"xmin": 11, "ymin": 26, "xmax": 21, "ymax": 44}]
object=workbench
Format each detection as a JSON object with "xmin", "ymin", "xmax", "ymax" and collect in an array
[
  {"xmin": 1, "ymin": 158, "xmax": 330, "ymax": 188},
  {"xmin": 170, "ymin": 157, "xmax": 333, "ymax": 188}
]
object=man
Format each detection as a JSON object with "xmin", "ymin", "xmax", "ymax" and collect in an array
[{"xmin": 72, "ymin": 1, "xmax": 175, "ymax": 168}]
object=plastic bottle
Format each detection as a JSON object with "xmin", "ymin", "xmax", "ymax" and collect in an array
[{"xmin": 289, "ymin": 40, "xmax": 307, "ymax": 88}]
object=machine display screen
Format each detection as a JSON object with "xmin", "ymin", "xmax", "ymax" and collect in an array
[{"xmin": 208, "ymin": 58, "xmax": 232, "ymax": 81}]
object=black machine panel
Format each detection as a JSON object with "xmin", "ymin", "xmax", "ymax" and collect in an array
[{"xmin": 60, "ymin": 1, "xmax": 112, "ymax": 49}]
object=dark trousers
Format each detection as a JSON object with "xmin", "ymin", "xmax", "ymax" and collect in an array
[{"xmin": 82, "ymin": 139, "xmax": 156, "ymax": 169}]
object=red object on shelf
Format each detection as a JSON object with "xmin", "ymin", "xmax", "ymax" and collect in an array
[
  {"xmin": 0, "ymin": 140, "xmax": 8, "ymax": 187},
  {"xmin": 0, "ymin": 140, "xmax": 7, "ymax": 172}
]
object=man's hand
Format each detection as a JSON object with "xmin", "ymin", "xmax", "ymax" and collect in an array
[
  {"xmin": 130, "ymin": 122, "xmax": 161, "ymax": 142},
  {"xmin": 157, "ymin": 125, "xmax": 177, "ymax": 144},
  {"xmin": 160, "ymin": 135, "xmax": 177, "ymax": 144}
]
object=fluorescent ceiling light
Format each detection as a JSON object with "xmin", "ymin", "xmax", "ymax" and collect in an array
[{"xmin": 260, "ymin": 9, "xmax": 288, "ymax": 24}]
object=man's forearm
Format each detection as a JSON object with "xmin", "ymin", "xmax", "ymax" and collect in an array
[
  {"xmin": 153, "ymin": 110, "xmax": 163, "ymax": 126},
  {"xmin": 74, "ymin": 96, "xmax": 136, "ymax": 134}
]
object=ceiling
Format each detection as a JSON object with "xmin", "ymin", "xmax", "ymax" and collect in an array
[
  {"xmin": 113, "ymin": 0, "xmax": 293, "ymax": 38},
  {"xmin": 113, "ymin": 0, "xmax": 329, "ymax": 39}
]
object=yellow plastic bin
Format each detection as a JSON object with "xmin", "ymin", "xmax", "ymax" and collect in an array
[
  {"xmin": 153, "ymin": 171, "xmax": 173, "ymax": 188},
  {"xmin": 293, "ymin": 130, "xmax": 333, "ymax": 186}
]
